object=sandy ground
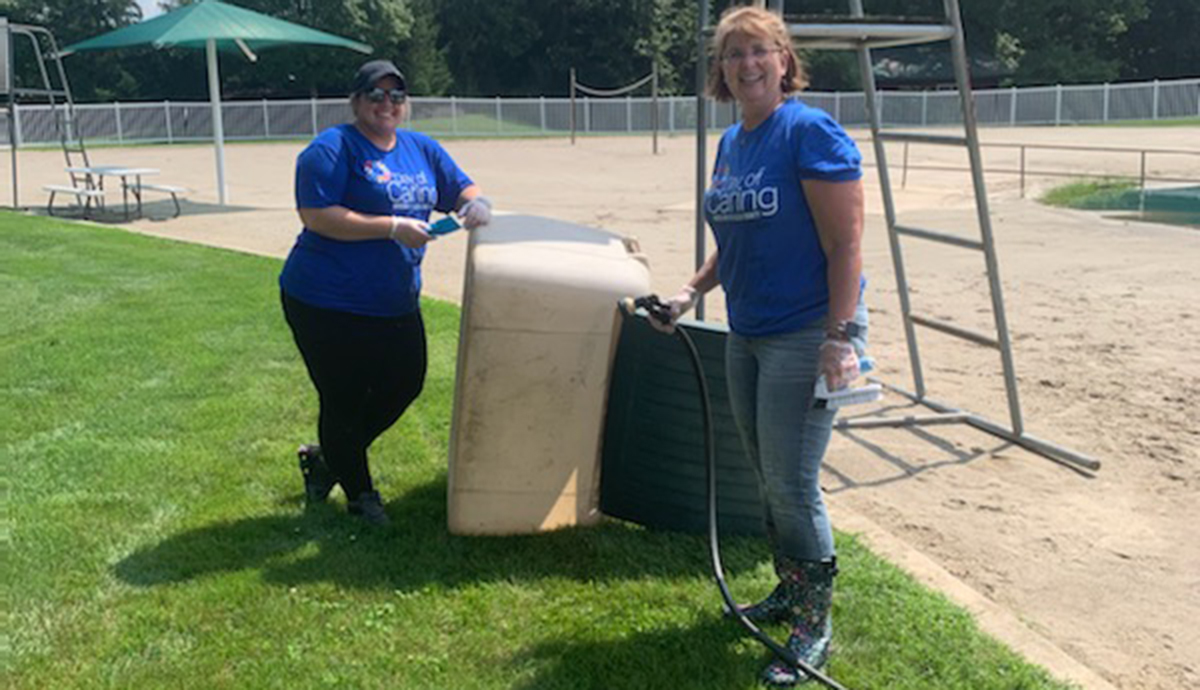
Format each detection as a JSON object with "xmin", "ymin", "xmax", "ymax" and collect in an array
[{"xmin": 5, "ymin": 125, "xmax": 1198, "ymax": 690}]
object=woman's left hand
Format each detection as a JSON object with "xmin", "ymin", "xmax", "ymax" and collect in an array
[
  {"xmin": 819, "ymin": 338, "xmax": 860, "ymax": 391},
  {"xmin": 459, "ymin": 196, "xmax": 493, "ymax": 229}
]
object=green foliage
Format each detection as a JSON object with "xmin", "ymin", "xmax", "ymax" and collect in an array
[
  {"xmin": 1118, "ymin": 0, "xmax": 1200, "ymax": 80},
  {"xmin": 1, "ymin": 0, "xmax": 1189, "ymax": 100},
  {"xmin": 0, "ymin": 0, "xmax": 145, "ymax": 100},
  {"xmin": 1040, "ymin": 178, "xmax": 1137, "ymax": 207},
  {"xmin": 3, "ymin": 211, "xmax": 1079, "ymax": 690},
  {"xmin": 156, "ymin": 0, "xmax": 416, "ymax": 99}
]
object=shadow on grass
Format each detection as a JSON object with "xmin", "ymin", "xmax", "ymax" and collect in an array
[
  {"xmin": 508, "ymin": 615, "xmax": 758, "ymax": 690},
  {"xmin": 113, "ymin": 477, "xmax": 768, "ymax": 593}
]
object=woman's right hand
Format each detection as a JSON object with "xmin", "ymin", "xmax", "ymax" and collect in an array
[
  {"xmin": 648, "ymin": 286, "xmax": 699, "ymax": 335},
  {"xmin": 389, "ymin": 216, "xmax": 433, "ymax": 248}
]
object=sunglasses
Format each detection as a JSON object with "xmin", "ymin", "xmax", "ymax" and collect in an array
[{"xmin": 363, "ymin": 87, "xmax": 407, "ymax": 104}]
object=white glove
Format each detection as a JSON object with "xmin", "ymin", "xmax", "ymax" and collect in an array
[
  {"xmin": 648, "ymin": 286, "xmax": 698, "ymax": 335},
  {"xmin": 389, "ymin": 215, "xmax": 432, "ymax": 248},
  {"xmin": 818, "ymin": 338, "xmax": 861, "ymax": 391},
  {"xmin": 459, "ymin": 196, "xmax": 493, "ymax": 229}
]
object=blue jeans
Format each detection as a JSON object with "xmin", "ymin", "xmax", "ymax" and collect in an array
[{"xmin": 725, "ymin": 302, "xmax": 868, "ymax": 563}]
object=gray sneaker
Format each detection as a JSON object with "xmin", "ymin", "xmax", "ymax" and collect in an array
[{"xmin": 347, "ymin": 490, "xmax": 390, "ymax": 526}]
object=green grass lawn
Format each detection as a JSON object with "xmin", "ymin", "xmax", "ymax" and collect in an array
[{"xmin": 1, "ymin": 211, "xmax": 1076, "ymax": 689}]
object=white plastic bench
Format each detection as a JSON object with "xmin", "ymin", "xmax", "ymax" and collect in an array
[
  {"xmin": 137, "ymin": 183, "xmax": 188, "ymax": 217},
  {"xmin": 44, "ymin": 184, "xmax": 107, "ymax": 218}
]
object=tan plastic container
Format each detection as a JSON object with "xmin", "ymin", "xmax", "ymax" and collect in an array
[{"xmin": 447, "ymin": 214, "xmax": 651, "ymax": 535}]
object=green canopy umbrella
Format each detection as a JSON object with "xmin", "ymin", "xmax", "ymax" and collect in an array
[{"xmin": 63, "ymin": 0, "xmax": 371, "ymax": 205}]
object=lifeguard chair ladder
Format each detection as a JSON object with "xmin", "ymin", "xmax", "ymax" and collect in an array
[
  {"xmin": 693, "ymin": 0, "xmax": 1099, "ymax": 473},
  {"xmin": 2, "ymin": 18, "xmax": 93, "ymax": 208}
]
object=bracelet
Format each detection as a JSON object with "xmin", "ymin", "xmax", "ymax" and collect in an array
[
  {"xmin": 388, "ymin": 215, "xmax": 400, "ymax": 241},
  {"xmin": 825, "ymin": 320, "xmax": 862, "ymax": 341}
]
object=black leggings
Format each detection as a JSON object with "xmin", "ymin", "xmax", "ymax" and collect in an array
[{"xmin": 282, "ymin": 292, "xmax": 427, "ymax": 499}]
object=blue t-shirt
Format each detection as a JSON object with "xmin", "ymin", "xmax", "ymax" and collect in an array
[
  {"xmin": 279, "ymin": 124, "xmax": 473, "ymax": 317},
  {"xmin": 703, "ymin": 100, "xmax": 863, "ymax": 337}
]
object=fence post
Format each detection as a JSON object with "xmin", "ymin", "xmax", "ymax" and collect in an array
[
  {"xmin": 1055, "ymin": 84, "xmax": 1062, "ymax": 126},
  {"xmin": 1152, "ymin": 79, "xmax": 1159, "ymax": 120},
  {"xmin": 451, "ymin": 96, "xmax": 458, "ymax": 135},
  {"xmin": 1019, "ymin": 145, "xmax": 1026, "ymax": 198},
  {"xmin": 115, "ymin": 101, "xmax": 123, "ymax": 143},
  {"xmin": 584, "ymin": 96, "xmax": 590, "ymax": 134},
  {"xmin": 164, "ymin": 100, "xmax": 173, "ymax": 144},
  {"xmin": 1010, "ymin": 85, "xmax": 1017, "ymax": 126},
  {"xmin": 12, "ymin": 101, "xmax": 21, "ymax": 147},
  {"xmin": 834, "ymin": 91, "xmax": 840, "ymax": 122},
  {"xmin": 626, "ymin": 94, "xmax": 633, "ymax": 132},
  {"xmin": 539, "ymin": 96, "xmax": 546, "ymax": 132},
  {"xmin": 921, "ymin": 89, "xmax": 928, "ymax": 126},
  {"xmin": 310, "ymin": 96, "xmax": 318, "ymax": 136},
  {"xmin": 495, "ymin": 96, "xmax": 502, "ymax": 133},
  {"xmin": 1103, "ymin": 82, "xmax": 1110, "ymax": 123},
  {"xmin": 669, "ymin": 97, "xmax": 675, "ymax": 134},
  {"xmin": 262, "ymin": 98, "xmax": 270, "ymax": 138}
]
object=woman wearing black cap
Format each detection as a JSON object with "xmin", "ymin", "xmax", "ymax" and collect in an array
[{"xmin": 279, "ymin": 59, "xmax": 492, "ymax": 526}]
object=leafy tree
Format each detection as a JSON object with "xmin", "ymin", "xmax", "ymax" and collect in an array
[
  {"xmin": 0, "ymin": 0, "xmax": 145, "ymax": 100},
  {"xmin": 153, "ymin": 0, "xmax": 416, "ymax": 99},
  {"xmin": 1118, "ymin": 0, "xmax": 1200, "ymax": 80},
  {"xmin": 434, "ymin": 0, "xmax": 698, "ymax": 96},
  {"xmin": 396, "ymin": 0, "xmax": 453, "ymax": 95}
]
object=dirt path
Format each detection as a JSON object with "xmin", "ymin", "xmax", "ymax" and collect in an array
[{"xmin": 7, "ymin": 125, "xmax": 1197, "ymax": 690}]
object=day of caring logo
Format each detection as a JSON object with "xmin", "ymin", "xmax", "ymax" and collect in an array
[{"xmin": 706, "ymin": 165, "xmax": 779, "ymax": 223}]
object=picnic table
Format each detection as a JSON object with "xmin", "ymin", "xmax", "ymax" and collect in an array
[{"xmin": 64, "ymin": 165, "xmax": 160, "ymax": 220}]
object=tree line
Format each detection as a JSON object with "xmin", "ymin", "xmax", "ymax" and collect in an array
[{"xmin": 1, "ymin": 0, "xmax": 1195, "ymax": 103}]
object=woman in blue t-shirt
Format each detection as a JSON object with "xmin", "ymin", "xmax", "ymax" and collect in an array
[
  {"xmin": 279, "ymin": 59, "xmax": 492, "ymax": 527},
  {"xmin": 654, "ymin": 7, "xmax": 867, "ymax": 685}
]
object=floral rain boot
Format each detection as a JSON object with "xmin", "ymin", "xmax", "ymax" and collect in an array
[{"xmin": 760, "ymin": 558, "xmax": 837, "ymax": 687}]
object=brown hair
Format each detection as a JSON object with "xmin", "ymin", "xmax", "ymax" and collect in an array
[{"xmin": 706, "ymin": 5, "xmax": 808, "ymax": 103}]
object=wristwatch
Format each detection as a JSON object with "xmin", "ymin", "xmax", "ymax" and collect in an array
[{"xmin": 825, "ymin": 320, "xmax": 863, "ymax": 341}]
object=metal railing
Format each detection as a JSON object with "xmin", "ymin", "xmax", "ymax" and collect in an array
[
  {"xmin": 888, "ymin": 141, "xmax": 1200, "ymax": 197},
  {"xmin": 1, "ymin": 77, "xmax": 1196, "ymax": 147}
]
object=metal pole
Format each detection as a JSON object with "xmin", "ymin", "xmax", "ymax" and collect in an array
[
  {"xmin": 652, "ymin": 61, "xmax": 659, "ymax": 155},
  {"xmin": 9, "ymin": 101, "xmax": 17, "ymax": 209},
  {"xmin": 569, "ymin": 68, "xmax": 576, "ymax": 144},
  {"xmin": 945, "ymin": 0, "xmax": 1023, "ymax": 434},
  {"xmin": 262, "ymin": 98, "xmax": 270, "ymax": 138},
  {"xmin": 852, "ymin": 0, "xmax": 926, "ymax": 398},
  {"xmin": 451, "ymin": 96, "xmax": 458, "ymax": 135},
  {"xmin": 694, "ymin": 0, "xmax": 710, "ymax": 321},
  {"xmin": 1020, "ymin": 145, "xmax": 1026, "ymax": 198},
  {"xmin": 115, "ymin": 101, "xmax": 123, "ymax": 143},
  {"xmin": 206, "ymin": 38, "xmax": 228, "ymax": 205}
]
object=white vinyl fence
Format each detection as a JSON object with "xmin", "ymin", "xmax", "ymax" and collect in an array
[{"xmin": 2, "ymin": 77, "xmax": 1197, "ymax": 147}]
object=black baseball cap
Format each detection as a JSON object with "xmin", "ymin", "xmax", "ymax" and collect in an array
[{"xmin": 351, "ymin": 59, "xmax": 407, "ymax": 94}]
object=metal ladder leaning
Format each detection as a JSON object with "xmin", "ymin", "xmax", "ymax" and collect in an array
[
  {"xmin": 2, "ymin": 19, "xmax": 94, "ymax": 208},
  {"xmin": 696, "ymin": 0, "xmax": 1099, "ymax": 473}
]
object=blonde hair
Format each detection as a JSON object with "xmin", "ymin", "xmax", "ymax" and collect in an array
[{"xmin": 706, "ymin": 5, "xmax": 809, "ymax": 103}]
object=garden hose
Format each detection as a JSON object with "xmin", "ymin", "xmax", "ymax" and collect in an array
[{"xmin": 620, "ymin": 295, "xmax": 849, "ymax": 690}]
